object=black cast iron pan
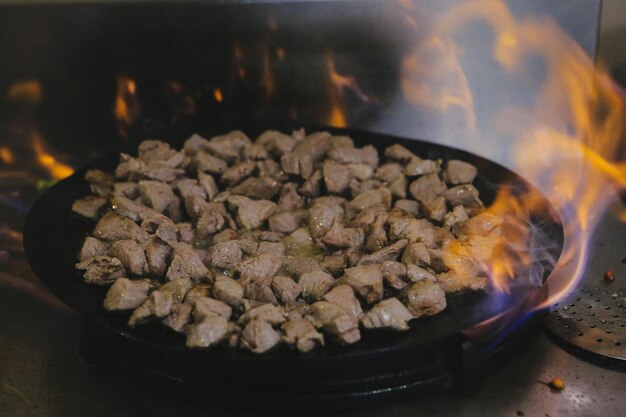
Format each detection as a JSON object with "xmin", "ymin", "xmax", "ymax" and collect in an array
[{"xmin": 23, "ymin": 127, "xmax": 563, "ymax": 406}]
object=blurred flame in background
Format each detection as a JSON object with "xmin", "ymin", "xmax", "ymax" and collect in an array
[
  {"xmin": 397, "ymin": 0, "xmax": 625, "ymax": 310},
  {"xmin": 114, "ymin": 75, "xmax": 140, "ymax": 139}
]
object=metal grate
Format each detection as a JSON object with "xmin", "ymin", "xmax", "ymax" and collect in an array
[{"xmin": 545, "ymin": 286, "xmax": 626, "ymax": 361}]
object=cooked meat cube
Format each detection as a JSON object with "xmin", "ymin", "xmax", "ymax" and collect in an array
[
  {"xmin": 298, "ymin": 169, "xmax": 323, "ymax": 197},
  {"xmin": 162, "ymin": 302, "xmax": 192, "ymax": 332},
  {"xmin": 195, "ymin": 151, "xmax": 228, "ymax": 174},
  {"xmin": 330, "ymin": 135, "xmax": 354, "ymax": 148},
  {"xmin": 85, "ymin": 169, "xmax": 115, "ymax": 197},
  {"xmin": 281, "ymin": 131, "xmax": 332, "ymax": 179},
  {"xmin": 281, "ymin": 317, "xmax": 324, "ymax": 353},
  {"xmin": 206, "ymin": 130, "xmax": 250, "ymax": 162},
  {"xmin": 299, "ymin": 271, "xmax": 335, "ymax": 301},
  {"xmin": 406, "ymin": 264, "xmax": 436, "ymax": 282},
  {"xmin": 206, "ymin": 240, "xmax": 242, "ymax": 270},
  {"xmin": 72, "ymin": 196, "xmax": 108, "ymax": 219},
  {"xmin": 183, "ymin": 133, "xmax": 209, "ymax": 154},
  {"xmin": 165, "ymin": 243, "xmax": 210, "ymax": 282},
  {"xmin": 389, "ymin": 176, "xmax": 407, "ymax": 199},
  {"xmin": 277, "ymin": 183, "xmax": 304, "ymax": 211},
  {"xmin": 268, "ymin": 210, "xmax": 307, "ymax": 234},
  {"xmin": 177, "ymin": 178, "xmax": 207, "ymax": 213},
  {"xmin": 348, "ymin": 187, "xmax": 392, "ymax": 212},
  {"xmin": 256, "ymin": 231, "xmax": 284, "ymax": 242},
  {"xmin": 452, "ymin": 212, "xmax": 502, "ymax": 236},
  {"xmin": 113, "ymin": 182, "xmax": 140, "ymax": 199},
  {"xmin": 456, "ymin": 234, "xmax": 500, "ymax": 261},
  {"xmin": 322, "ymin": 284, "xmax": 363, "ymax": 319},
  {"xmin": 230, "ymin": 176, "xmax": 282, "ymax": 200},
  {"xmin": 195, "ymin": 206, "xmax": 226, "ymax": 241},
  {"xmin": 352, "ymin": 206, "xmax": 388, "ymax": 227},
  {"xmin": 239, "ymin": 304, "xmax": 287, "ymax": 326},
  {"xmin": 390, "ymin": 218, "xmax": 453, "ymax": 248},
  {"xmin": 306, "ymin": 301, "xmax": 360, "ymax": 345},
  {"xmin": 197, "ymin": 172, "xmax": 219, "ymax": 201},
  {"xmin": 364, "ymin": 214, "xmax": 388, "ymax": 252},
  {"xmin": 257, "ymin": 241, "xmax": 285, "ymax": 257},
  {"xmin": 211, "ymin": 229, "xmax": 238, "ymax": 244},
  {"xmin": 322, "ymin": 222, "xmax": 365, "ymax": 249},
  {"xmin": 322, "ymin": 254, "xmax": 346, "ymax": 276},
  {"xmin": 386, "ymin": 207, "xmax": 414, "ymax": 225},
  {"xmin": 186, "ymin": 314, "xmax": 229, "ymax": 348},
  {"xmin": 361, "ymin": 298, "xmax": 414, "ymax": 331},
  {"xmin": 312, "ymin": 196, "xmax": 347, "ymax": 207},
  {"xmin": 138, "ymin": 140, "xmax": 178, "ymax": 162},
  {"xmin": 110, "ymin": 195, "xmax": 152, "ymax": 222},
  {"xmin": 193, "ymin": 297, "xmax": 232, "ymax": 321},
  {"xmin": 384, "ymin": 144, "xmax": 416, "ymax": 162},
  {"xmin": 128, "ymin": 290, "xmax": 174, "ymax": 326},
  {"xmin": 212, "ymin": 276, "xmax": 244, "ymax": 307},
  {"xmin": 271, "ymin": 275, "xmax": 302, "ymax": 305},
  {"xmin": 346, "ymin": 164, "xmax": 373, "ymax": 180},
  {"xmin": 381, "ymin": 261, "xmax": 409, "ymax": 290},
  {"xmin": 443, "ymin": 184, "xmax": 483, "ymax": 210},
  {"xmin": 424, "ymin": 195, "xmax": 447, "ymax": 222},
  {"xmin": 76, "ymin": 256, "xmax": 126, "ymax": 285},
  {"xmin": 348, "ymin": 178, "xmax": 384, "ymax": 199},
  {"xmin": 107, "ymin": 240, "xmax": 148, "ymax": 276},
  {"xmin": 153, "ymin": 220, "xmax": 177, "ymax": 245},
  {"xmin": 225, "ymin": 322, "xmax": 243, "ymax": 348},
  {"xmin": 256, "ymin": 130, "xmax": 298, "ymax": 156},
  {"xmin": 374, "ymin": 163, "xmax": 403, "ymax": 183},
  {"xmin": 227, "ymin": 196, "xmax": 277, "ymax": 230},
  {"xmin": 402, "ymin": 241, "xmax": 431, "ymax": 266},
  {"xmin": 339, "ymin": 265, "xmax": 384, "ymax": 305},
  {"xmin": 309, "ymin": 202, "xmax": 344, "ymax": 239},
  {"xmin": 138, "ymin": 180, "xmax": 177, "ymax": 214},
  {"xmin": 115, "ymin": 153, "xmax": 184, "ymax": 182},
  {"xmin": 442, "ymin": 160, "xmax": 477, "ymax": 185},
  {"xmin": 358, "ymin": 239, "xmax": 408, "ymax": 265},
  {"xmin": 93, "ymin": 213, "xmax": 149, "ymax": 242},
  {"xmin": 405, "ymin": 158, "xmax": 440, "ymax": 176},
  {"xmin": 345, "ymin": 248, "xmax": 362, "ymax": 267},
  {"xmin": 436, "ymin": 271, "xmax": 488, "ymax": 293},
  {"xmin": 327, "ymin": 145, "xmax": 378, "ymax": 168},
  {"xmin": 78, "ymin": 237, "xmax": 108, "ymax": 262},
  {"xmin": 237, "ymin": 252, "xmax": 282, "ymax": 303},
  {"xmin": 237, "ymin": 237, "xmax": 259, "ymax": 255},
  {"xmin": 176, "ymin": 222, "xmax": 194, "ymax": 243},
  {"xmin": 403, "ymin": 280, "xmax": 447, "ymax": 317},
  {"xmin": 323, "ymin": 160, "xmax": 350, "ymax": 194},
  {"xmin": 394, "ymin": 199, "xmax": 419, "ymax": 215},
  {"xmin": 240, "ymin": 319, "xmax": 282, "ymax": 353},
  {"xmin": 103, "ymin": 278, "xmax": 154, "ymax": 311},
  {"xmin": 159, "ymin": 277, "xmax": 194, "ymax": 303},
  {"xmin": 183, "ymin": 283, "xmax": 212, "ymax": 305},
  {"xmin": 444, "ymin": 205, "xmax": 470, "ymax": 230},
  {"xmin": 256, "ymin": 159, "xmax": 288, "ymax": 182},
  {"xmin": 409, "ymin": 173, "xmax": 447, "ymax": 205},
  {"xmin": 221, "ymin": 161, "xmax": 256, "ymax": 186},
  {"xmin": 429, "ymin": 247, "xmax": 487, "ymax": 278},
  {"xmin": 243, "ymin": 142, "xmax": 269, "ymax": 160},
  {"xmin": 280, "ymin": 256, "xmax": 325, "ymax": 280}
]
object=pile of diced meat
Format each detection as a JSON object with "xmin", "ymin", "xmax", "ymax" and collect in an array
[{"xmin": 72, "ymin": 130, "xmax": 502, "ymax": 353}]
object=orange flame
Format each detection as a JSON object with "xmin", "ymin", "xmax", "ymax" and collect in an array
[
  {"xmin": 214, "ymin": 88, "xmax": 223, "ymax": 103},
  {"xmin": 114, "ymin": 75, "xmax": 140, "ymax": 139},
  {"xmin": 32, "ymin": 134, "xmax": 74, "ymax": 180}
]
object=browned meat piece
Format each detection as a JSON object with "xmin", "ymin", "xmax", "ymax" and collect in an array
[
  {"xmin": 206, "ymin": 240, "xmax": 242, "ymax": 270},
  {"xmin": 402, "ymin": 241, "xmax": 431, "ymax": 266},
  {"xmin": 374, "ymin": 163, "xmax": 403, "ymax": 183},
  {"xmin": 197, "ymin": 172, "xmax": 219, "ymax": 201},
  {"xmin": 110, "ymin": 195, "xmax": 153, "ymax": 222},
  {"xmin": 384, "ymin": 144, "xmax": 416, "ymax": 162},
  {"xmin": 72, "ymin": 196, "xmax": 108, "ymax": 219},
  {"xmin": 403, "ymin": 280, "xmax": 447, "ymax": 317},
  {"xmin": 176, "ymin": 178, "xmax": 207, "ymax": 215},
  {"xmin": 256, "ymin": 159, "xmax": 289, "ymax": 182},
  {"xmin": 152, "ymin": 219, "xmax": 177, "ymax": 245},
  {"xmin": 165, "ymin": 243, "xmax": 210, "ymax": 282},
  {"xmin": 327, "ymin": 145, "xmax": 378, "ymax": 168},
  {"xmin": 116, "ymin": 153, "xmax": 184, "ymax": 182},
  {"xmin": 176, "ymin": 222, "xmax": 194, "ymax": 243},
  {"xmin": 212, "ymin": 276, "xmax": 244, "ymax": 307},
  {"xmin": 195, "ymin": 151, "xmax": 228, "ymax": 174},
  {"xmin": 406, "ymin": 264, "xmax": 436, "ymax": 282},
  {"xmin": 339, "ymin": 265, "xmax": 384, "ymax": 305},
  {"xmin": 306, "ymin": 301, "xmax": 360, "ymax": 345},
  {"xmin": 239, "ymin": 304, "xmax": 287, "ymax": 326},
  {"xmin": 159, "ymin": 277, "xmax": 194, "ymax": 302},
  {"xmin": 103, "ymin": 278, "xmax": 154, "ymax": 311},
  {"xmin": 361, "ymin": 298, "xmax": 414, "ymax": 331},
  {"xmin": 299, "ymin": 271, "xmax": 335, "ymax": 301},
  {"xmin": 346, "ymin": 164, "xmax": 373, "ymax": 180},
  {"xmin": 183, "ymin": 283, "xmax": 212, "ymax": 305},
  {"xmin": 242, "ymin": 142, "xmax": 269, "ymax": 160},
  {"xmin": 322, "ymin": 284, "xmax": 363, "ymax": 319},
  {"xmin": 277, "ymin": 183, "xmax": 304, "ymax": 211},
  {"xmin": 365, "ymin": 213, "xmax": 389, "ymax": 252},
  {"xmin": 211, "ymin": 229, "xmax": 238, "ymax": 244},
  {"xmin": 386, "ymin": 207, "xmax": 414, "ymax": 226},
  {"xmin": 186, "ymin": 314, "xmax": 229, "ymax": 348},
  {"xmin": 76, "ymin": 256, "xmax": 126, "ymax": 285},
  {"xmin": 256, "ymin": 231, "xmax": 284, "ymax": 243},
  {"xmin": 236, "ymin": 237, "xmax": 259, "ymax": 255},
  {"xmin": 322, "ymin": 254, "xmax": 346, "ymax": 276},
  {"xmin": 281, "ymin": 317, "xmax": 324, "ymax": 353},
  {"xmin": 128, "ymin": 290, "xmax": 174, "ymax": 326},
  {"xmin": 113, "ymin": 182, "xmax": 140, "ymax": 199},
  {"xmin": 330, "ymin": 135, "xmax": 354, "ymax": 148},
  {"xmin": 348, "ymin": 178, "xmax": 384, "ymax": 198},
  {"xmin": 358, "ymin": 239, "xmax": 408, "ymax": 265},
  {"xmin": 240, "ymin": 319, "xmax": 282, "ymax": 353},
  {"xmin": 138, "ymin": 140, "xmax": 178, "ymax": 162},
  {"xmin": 281, "ymin": 131, "xmax": 332, "ymax": 179},
  {"xmin": 347, "ymin": 187, "xmax": 392, "ymax": 212},
  {"xmin": 279, "ymin": 256, "xmax": 325, "ymax": 280},
  {"xmin": 93, "ymin": 213, "xmax": 149, "ymax": 242},
  {"xmin": 308, "ymin": 202, "xmax": 344, "ymax": 239},
  {"xmin": 424, "ymin": 195, "xmax": 447, "ymax": 222},
  {"xmin": 193, "ymin": 297, "xmax": 233, "ymax": 321},
  {"xmin": 162, "ymin": 303, "xmax": 192, "ymax": 332},
  {"xmin": 271, "ymin": 275, "xmax": 302, "ymax": 305},
  {"xmin": 442, "ymin": 160, "xmax": 477, "ymax": 185},
  {"xmin": 195, "ymin": 206, "xmax": 226, "ymax": 241},
  {"xmin": 237, "ymin": 252, "xmax": 283, "ymax": 303},
  {"xmin": 257, "ymin": 241, "xmax": 285, "ymax": 258},
  {"xmin": 183, "ymin": 133, "xmax": 209, "ymax": 154},
  {"xmin": 107, "ymin": 240, "xmax": 148, "ymax": 276},
  {"xmin": 444, "ymin": 205, "xmax": 469, "ymax": 230},
  {"xmin": 138, "ymin": 180, "xmax": 177, "ymax": 214},
  {"xmin": 381, "ymin": 261, "xmax": 409, "ymax": 290},
  {"xmin": 256, "ymin": 130, "xmax": 298, "ymax": 156},
  {"xmin": 206, "ymin": 130, "xmax": 250, "ymax": 162},
  {"xmin": 436, "ymin": 271, "xmax": 488, "ymax": 293},
  {"xmin": 322, "ymin": 222, "xmax": 365, "ymax": 249},
  {"xmin": 323, "ymin": 160, "xmax": 350, "ymax": 194},
  {"xmin": 230, "ymin": 176, "xmax": 282, "ymax": 200},
  {"xmin": 312, "ymin": 196, "xmax": 347, "ymax": 207},
  {"xmin": 78, "ymin": 237, "xmax": 108, "ymax": 262},
  {"xmin": 298, "ymin": 169, "xmax": 323, "ymax": 197},
  {"xmin": 409, "ymin": 173, "xmax": 447, "ymax": 205},
  {"xmin": 352, "ymin": 206, "xmax": 387, "ymax": 228},
  {"xmin": 268, "ymin": 210, "xmax": 307, "ymax": 234},
  {"xmin": 390, "ymin": 218, "xmax": 453, "ymax": 248},
  {"xmin": 443, "ymin": 184, "xmax": 483, "ymax": 210},
  {"xmin": 227, "ymin": 195, "xmax": 277, "ymax": 230},
  {"xmin": 405, "ymin": 157, "xmax": 440, "ymax": 176},
  {"xmin": 452, "ymin": 212, "xmax": 502, "ymax": 236},
  {"xmin": 85, "ymin": 169, "xmax": 115, "ymax": 197},
  {"xmin": 389, "ymin": 176, "xmax": 407, "ymax": 199},
  {"xmin": 225, "ymin": 322, "xmax": 243, "ymax": 348},
  {"xmin": 221, "ymin": 161, "xmax": 256, "ymax": 186},
  {"xmin": 393, "ymin": 199, "xmax": 419, "ymax": 215}
]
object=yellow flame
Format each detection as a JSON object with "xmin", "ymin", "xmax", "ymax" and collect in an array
[
  {"xmin": 32, "ymin": 136, "xmax": 74, "ymax": 180},
  {"xmin": 214, "ymin": 88, "xmax": 223, "ymax": 103}
]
